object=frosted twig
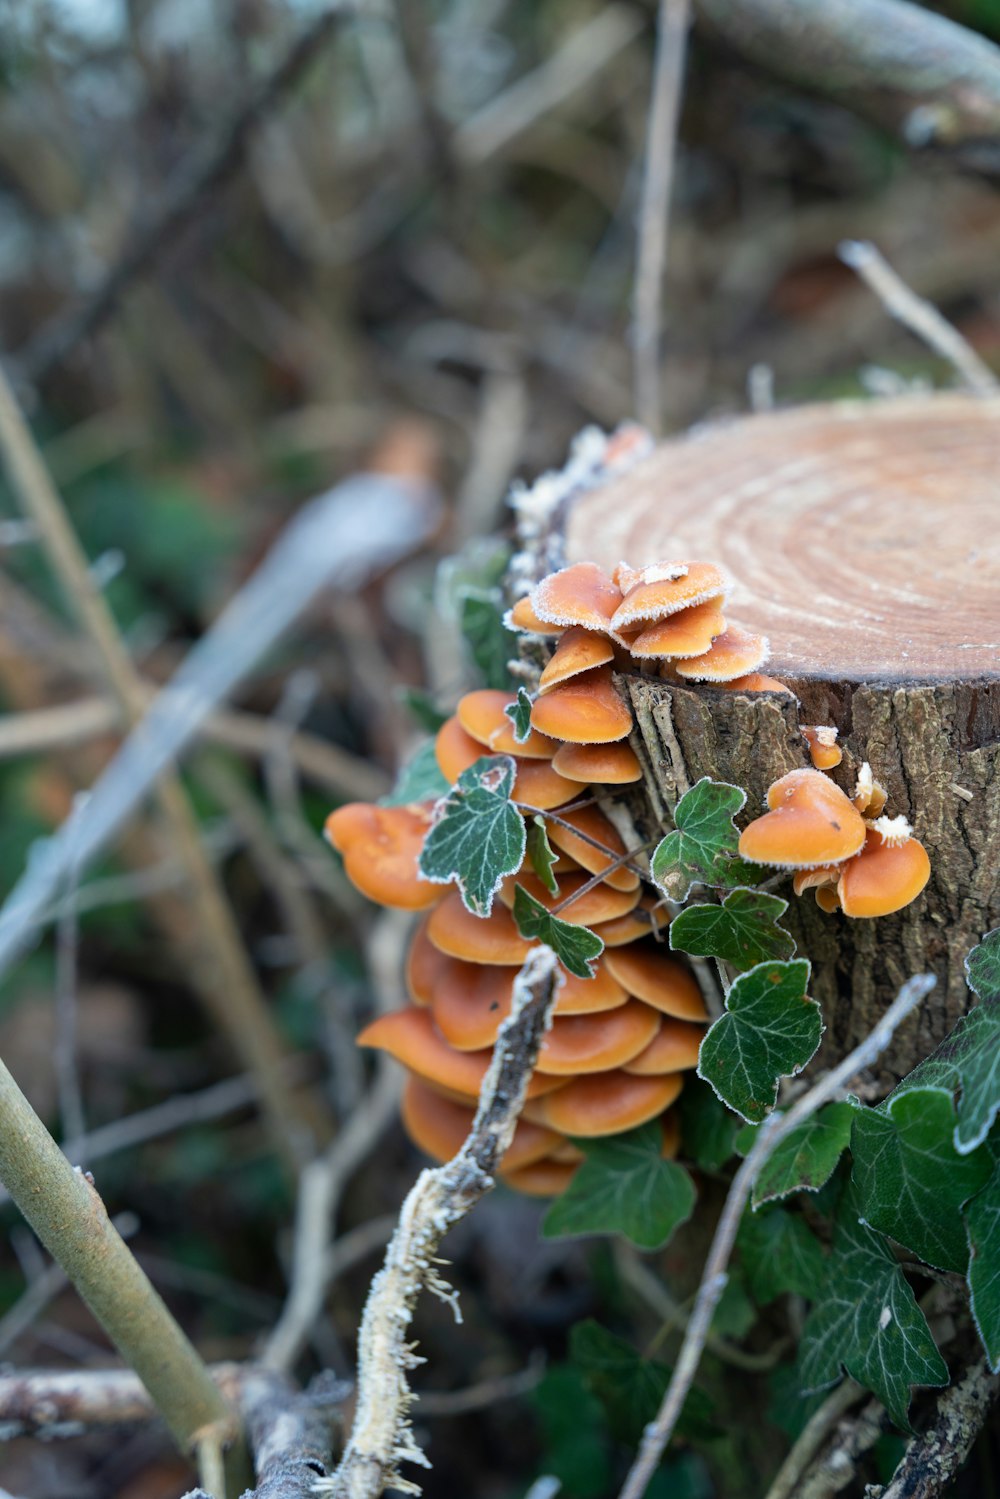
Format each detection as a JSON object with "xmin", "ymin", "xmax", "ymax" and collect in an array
[
  {"xmin": 616, "ymin": 971, "xmax": 936, "ymax": 1499},
  {"xmin": 839, "ymin": 240, "xmax": 998, "ymax": 395},
  {"xmin": 319, "ymin": 946, "xmax": 563, "ymax": 1499}
]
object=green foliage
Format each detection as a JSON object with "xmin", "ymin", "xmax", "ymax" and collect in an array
[
  {"xmin": 418, "ymin": 756, "xmax": 525, "ymax": 916},
  {"xmin": 569, "ymin": 1321, "xmax": 715, "ymax": 1446},
  {"xmin": 677, "ymin": 1079, "xmax": 741, "ymax": 1172},
  {"xmin": 670, "ymin": 887, "xmax": 795, "ymax": 970},
  {"xmin": 505, "ymin": 686, "xmax": 534, "ymax": 744},
  {"xmin": 964, "ymin": 1151, "xmax": 1000, "ymax": 1372},
  {"xmin": 799, "ymin": 1184, "xmax": 948, "ymax": 1429},
  {"xmin": 438, "ymin": 541, "xmax": 517, "ymax": 692},
  {"xmin": 398, "ymin": 686, "xmax": 448, "ymax": 734},
  {"xmin": 380, "ymin": 738, "xmax": 450, "ymax": 807},
  {"xmin": 511, "ymin": 884, "xmax": 603, "ymax": 979},
  {"xmin": 651, "ymin": 779, "xmax": 757, "ymax": 902},
  {"xmin": 526, "ymin": 814, "xmax": 559, "ymax": 895},
  {"xmin": 851, "ymin": 1087, "xmax": 992, "ymax": 1273},
  {"xmin": 698, "ymin": 960, "xmax": 821, "ymax": 1124},
  {"xmin": 542, "ymin": 1122, "xmax": 696, "ymax": 1250},
  {"xmin": 749, "ymin": 1102, "xmax": 855, "ymax": 1207},
  {"xmin": 738, "ymin": 1206, "xmax": 826, "ymax": 1305},
  {"xmin": 531, "ymin": 1366, "xmax": 612, "ymax": 1499},
  {"xmin": 967, "ymin": 927, "xmax": 1000, "ymax": 1002}
]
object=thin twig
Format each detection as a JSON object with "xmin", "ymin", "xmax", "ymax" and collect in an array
[
  {"xmin": 616, "ymin": 972, "xmax": 936, "ymax": 1499},
  {"xmin": 763, "ymin": 1378, "xmax": 866, "ymax": 1499},
  {"xmin": 632, "ymin": 0, "xmax": 693, "ymax": 434},
  {"xmin": 549, "ymin": 840, "xmax": 656, "ymax": 916},
  {"xmin": 839, "ymin": 240, "xmax": 998, "ymax": 394}
]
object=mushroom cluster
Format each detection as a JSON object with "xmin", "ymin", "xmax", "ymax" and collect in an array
[{"xmin": 738, "ymin": 765, "xmax": 930, "ymax": 918}]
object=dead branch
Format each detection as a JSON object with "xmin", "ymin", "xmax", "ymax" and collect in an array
[
  {"xmin": 871, "ymin": 1354, "xmax": 1000, "ymax": 1499},
  {"xmin": 239, "ymin": 1368, "xmax": 349, "ymax": 1499}
]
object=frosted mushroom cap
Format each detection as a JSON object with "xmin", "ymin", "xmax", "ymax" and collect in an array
[
  {"xmin": 530, "ymin": 665, "xmax": 634, "ymax": 744},
  {"xmin": 428, "ymin": 889, "xmax": 534, "ymax": 964},
  {"xmin": 603, "ymin": 942, "xmax": 708, "ymax": 1021},
  {"xmin": 674, "ymin": 626, "xmax": 770, "ymax": 683},
  {"xmin": 546, "ymin": 804, "xmax": 640, "ymax": 892},
  {"xmin": 435, "ymin": 715, "xmax": 485, "ymax": 782},
  {"xmin": 837, "ymin": 828, "xmax": 931, "ymax": 918},
  {"xmin": 530, "ymin": 561, "xmax": 623, "ymax": 631},
  {"xmin": 802, "ymin": 725, "xmax": 842, "ymax": 771},
  {"xmin": 510, "ymin": 757, "xmax": 580, "ymax": 810},
  {"xmin": 551, "ymin": 740, "xmax": 643, "ymax": 784},
  {"xmin": 324, "ymin": 802, "xmax": 442, "ymax": 910},
  {"xmin": 738, "ymin": 767, "xmax": 867, "ymax": 870},
  {"xmin": 720, "ymin": 672, "xmax": 795, "ymax": 696},
  {"xmin": 628, "ymin": 598, "xmax": 727, "ymax": 660},
  {"xmin": 609, "ymin": 561, "xmax": 729, "ymax": 632},
  {"xmin": 540, "ymin": 1069, "xmax": 683, "ymax": 1136},
  {"xmin": 538, "ymin": 626, "xmax": 615, "ymax": 693},
  {"xmin": 506, "ymin": 595, "xmax": 564, "ymax": 635},
  {"xmin": 457, "ymin": 689, "xmax": 557, "ymax": 759},
  {"xmin": 622, "ymin": 1017, "xmax": 705, "ymax": 1075},
  {"xmin": 535, "ymin": 1000, "xmax": 661, "ymax": 1076}
]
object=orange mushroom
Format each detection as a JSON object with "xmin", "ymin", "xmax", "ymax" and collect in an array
[
  {"xmin": 428, "ymin": 889, "xmax": 534, "ymax": 965},
  {"xmin": 499, "ymin": 871, "xmax": 641, "ymax": 926},
  {"xmin": 622, "ymin": 1017, "xmax": 705, "ymax": 1075},
  {"xmin": 595, "ymin": 895, "xmax": 670, "ymax": 946},
  {"xmin": 546, "ymin": 805, "xmax": 640, "ymax": 893},
  {"xmin": 551, "ymin": 740, "xmax": 643, "ymax": 785},
  {"xmin": 457, "ymin": 689, "xmax": 557, "ymax": 759},
  {"xmin": 540, "ymin": 1069, "xmax": 683, "ymax": 1137},
  {"xmin": 505, "ymin": 596, "xmax": 563, "ymax": 635},
  {"xmin": 738, "ymin": 768, "xmax": 867, "ymax": 870},
  {"xmin": 530, "ymin": 562, "xmax": 623, "ymax": 632},
  {"xmin": 609, "ymin": 561, "xmax": 728, "ymax": 633},
  {"xmin": 510, "ymin": 757, "xmax": 579, "ymax": 811},
  {"xmin": 501, "ymin": 1158, "xmax": 579, "ymax": 1196},
  {"xmin": 535, "ymin": 1000, "xmax": 661, "ymax": 1076},
  {"xmin": 406, "ymin": 917, "xmax": 452, "ymax": 1005},
  {"xmin": 853, "ymin": 762, "xmax": 888, "ymax": 817},
  {"xmin": 430, "ymin": 961, "xmax": 516, "ymax": 1050},
  {"xmin": 401, "ymin": 1078, "xmax": 560, "ymax": 1169},
  {"xmin": 435, "ymin": 715, "xmax": 485, "ymax": 782},
  {"xmin": 674, "ymin": 626, "xmax": 769, "ymax": 683},
  {"xmin": 802, "ymin": 725, "xmax": 842, "ymax": 771},
  {"xmin": 720, "ymin": 673, "xmax": 795, "ymax": 696},
  {"xmin": 603, "ymin": 943, "xmax": 708, "ymax": 1020},
  {"xmin": 357, "ymin": 1007, "xmax": 562, "ymax": 1100},
  {"xmin": 325, "ymin": 802, "xmax": 442, "ymax": 911},
  {"xmin": 539, "ymin": 627, "xmax": 615, "ymax": 693},
  {"xmin": 612, "ymin": 560, "xmax": 688, "ymax": 595},
  {"xmin": 553, "ymin": 960, "xmax": 629, "ymax": 1015},
  {"xmin": 530, "ymin": 666, "xmax": 633, "ymax": 744},
  {"xmin": 628, "ymin": 598, "xmax": 727, "ymax": 660},
  {"xmin": 837, "ymin": 826, "xmax": 931, "ymax": 918}
]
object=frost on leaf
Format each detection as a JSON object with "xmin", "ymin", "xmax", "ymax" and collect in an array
[
  {"xmin": 418, "ymin": 755, "xmax": 526, "ymax": 917},
  {"xmin": 697, "ymin": 959, "xmax": 821, "ymax": 1124}
]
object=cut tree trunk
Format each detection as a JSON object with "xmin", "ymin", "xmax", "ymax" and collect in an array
[{"xmin": 546, "ymin": 394, "xmax": 1000, "ymax": 1082}]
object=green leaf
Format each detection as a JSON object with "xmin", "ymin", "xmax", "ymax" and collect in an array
[
  {"xmin": 677, "ymin": 1079, "xmax": 742, "ymax": 1172},
  {"xmin": 531, "ymin": 1365, "xmax": 612, "ymax": 1499},
  {"xmin": 697, "ymin": 959, "xmax": 821, "ymax": 1124},
  {"xmin": 505, "ymin": 686, "xmax": 534, "ymax": 744},
  {"xmin": 542, "ymin": 1122, "xmax": 696, "ymax": 1250},
  {"xmin": 398, "ymin": 686, "xmax": 448, "ymax": 734},
  {"xmin": 527, "ymin": 815, "xmax": 559, "ymax": 896},
  {"xmin": 569, "ymin": 1321, "xmax": 715, "ymax": 1446},
  {"xmin": 892, "ymin": 999, "xmax": 1000, "ymax": 1156},
  {"xmin": 799, "ymin": 1184, "xmax": 948, "ymax": 1429},
  {"xmin": 670, "ymin": 888, "xmax": 795, "ymax": 971},
  {"xmin": 964, "ymin": 1153, "xmax": 1000, "ymax": 1372},
  {"xmin": 967, "ymin": 927, "xmax": 1000, "ymax": 1002},
  {"xmin": 512, "ymin": 883, "xmax": 603, "ymax": 980},
  {"xmin": 738, "ymin": 1205, "xmax": 826, "ymax": 1304},
  {"xmin": 852, "ymin": 1088, "xmax": 992, "ymax": 1273},
  {"xmin": 380, "ymin": 739, "xmax": 450, "ymax": 807},
  {"xmin": 418, "ymin": 756, "xmax": 525, "ymax": 917},
  {"xmin": 460, "ymin": 589, "xmax": 516, "ymax": 691},
  {"xmin": 711, "ymin": 1272, "xmax": 758, "ymax": 1339},
  {"xmin": 651, "ymin": 779, "xmax": 757, "ymax": 901},
  {"xmin": 752, "ymin": 1102, "xmax": 855, "ymax": 1207}
]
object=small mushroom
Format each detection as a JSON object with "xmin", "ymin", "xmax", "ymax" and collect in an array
[
  {"xmin": 510, "ymin": 756, "xmax": 580, "ymax": 810},
  {"xmin": 529, "ymin": 561, "xmax": 623, "ymax": 631},
  {"xmin": 530, "ymin": 665, "xmax": 634, "ymax": 744},
  {"xmin": 357, "ymin": 1006, "xmax": 563, "ymax": 1100},
  {"xmin": 720, "ymin": 673, "xmax": 795, "ymax": 695},
  {"xmin": 837, "ymin": 827, "xmax": 931, "ymax": 918},
  {"xmin": 553, "ymin": 960, "xmax": 629, "ymax": 1015},
  {"xmin": 609, "ymin": 561, "xmax": 728, "ymax": 633},
  {"xmin": 674, "ymin": 626, "xmax": 770, "ymax": 683},
  {"xmin": 546, "ymin": 805, "xmax": 640, "ymax": 893},
  {"xmin": 801, "ymin": 725, "xmax": 842, "ymax": 771},
  {"xmin": 539, "ymin": 626, "xmax": 615, "ymax": 693},
  {"xmin": 622, "ymin": 1017, "xmax": 705, "ymax": 1075},
  {"xmin": 603, "ymin": 943, "xmax": 708, "ymax": 1020},
  {"xmin": 628, "ymin": 598, "xmax": 727, "ymax": 660},
  {"xmin": 551, "ymin": 740, "xmax": 643, "ymax": 784},
  {"xmin": 457, "ymin": 689, "xmax": 557, "ymax": 759},
  {"xmin": 501, "ymin": 1157, "xmax": 579, "ymax": 1196},
  {"xmin": 853, "ymin": 762, "xmax": 888, "ymax": 817},
  {"xmin": 540, "ymin": 1069, "xmax": 683, "ymax": 1137},
  {"xmin": 505, "ymin": 596, "xmax": 564, "ymax": 635},
  {"xmin": 535, "ymin": 1000, "xmax": 661, "ymax": 1076},
  {"xmin": 428, "ymin": 889, "xmax": 534, "ymax": 964},
  {"xmin": 594, "ymin": 895, "xmax": 670, "ymax": 946},
  {"xmin": 738, "ymin": 768, "xmax": 867, "ymax": 870},
  {"xmin": 324, "ymin": 802, "xmax": 442, "ymax": 910},
  {"xmin": 401, "ymin": 1078, "xmax": 560, "ymax": 1169}
]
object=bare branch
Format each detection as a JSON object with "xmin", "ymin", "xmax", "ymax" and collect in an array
[{"xmin": 873, "ymin": 1354, "xmax": 1000, "ymax": 1499}]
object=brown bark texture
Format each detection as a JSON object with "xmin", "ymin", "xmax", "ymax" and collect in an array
[{"xmin": 550, "ymin": 394, "xmax": 1000, "ymax": 1081}]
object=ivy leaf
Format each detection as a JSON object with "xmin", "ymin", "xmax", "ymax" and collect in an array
[
  {"xmin": 738, "ymin": 1205, "xmax": 826, "ymax": 1304},
  {"xmin": 542, "ymin": 1122, "xmax": 696, "ymax": 1250},
  {"xmin": 505, "ymin": 686, "xmax": 534, "ymax": 745},
  {"xmin": 527, "ymin": 815, "xmax": 559, "ymax": 896},
  {"xmin": 418, "ymin": 756, "xmax": 525, "ymax": 917},
  {"xmin": 398, "ymin": 686, "xmax": 448, "ymax": 734},
  {"xmin": 569, "ymin": 1321, "xmax": 716, "ymax": 1445},
  {"xmin": 531, "ymin": 1366, "xmax": 612, "ymax": 1499},
  {"xmin": 852, "ymin": 1088, "xmax": 992, "ymax": 1273},
  {"xmin": 964, "ymin": 1152, "xmax": 1000, "ymax": 1372},
  {"xmin": 891, "ymin": 1001, "xmax": 1000, "ymax": 1156},
  {"xmin": 677, "ymin": 1079, "xmax": 741, "ymax": 1172},
  {"xmin": 650, "ymin": 779, "xmax": 758, "ymax": 901},
  {"xmin": 799, "ymin": 1184, "xmax": 948, "ymax": 1429},
  {"xmin": 751, "ymin": 1102, "xmax": 855, "ymax": 1208},
  {"xmin": 670, "ymin": 888, "xmax": 795, "ymax": 971},
  {"xmin": 380, "ymin": 739, "xmax": 450, "ymax": 807},
  {"xmin": 697, "ymin": 959, "xmax": 821, "ymax": 1124},
  {"xmin": 512, "ymin": 883, "xmax": 603, "ymax": 979},
  {"xmin": 967, "ymin": 927, "xmax": 1000, "ymax": 1002}
]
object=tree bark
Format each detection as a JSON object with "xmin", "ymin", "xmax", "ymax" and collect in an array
[{"xmin": 548, "ymin": 394, "xmax": 1000, "ymax": 1080}]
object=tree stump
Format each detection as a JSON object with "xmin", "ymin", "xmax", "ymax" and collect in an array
[{"xmin": 549, "ymin": 394, "xmax": 1000, "ymax": 1081}]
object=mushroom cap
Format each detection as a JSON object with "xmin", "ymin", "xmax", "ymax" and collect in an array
[
  {"xmin": 457, "ymin": 689, "xmax": 557, "ymax": 759},
  {"xmin": 551, "ymin": 740, "xmax": 643, "ymax": 784},
  {"xmin": 506, "ymin": 596, "xmax": 563, "ymax": 635},
  {"xmin": 530, "ymin": 562, "xmax": 623, "ymax": 631},
  {"xmin": 435, "ymin": 716, "xmax": 486, "ymax": 782},
  {"xmin": 738, "ymin": 767, "xmax": 867, "ymax": 870},
  {"xmin": 539, "ymin": 627, "xmax": 616, "ymax": 693},
  {"xmin": 553, "ymin": 960, "xmax": 629, "ymax": 1015},
  {"xmin": 622, "ymin": 1017, "xmax": 705, "ymax": 1075},
  {"xmin": 594, "ymin": 895, "xmax": 670, "ymax": 946},
  {"xmin": 406, "ymin": 917, "xmax": 452, "ymax": 1005},
  {"xmin": 530, "ymin": 666, "xmax": 633, "ymax": 744},
  {"xmin": 546, "ymin": 805, "xmax": 640, "ymax": 893},
  {"xmin": 720, "ymin": 673, "xmax": 795, "ymax": 695},
  {"xmin": 536, "ymin": 1000, "xmax": 661, "ymax": 1076},
  {"xmin": 428, "ymin": 888, "xmax": 534, "ymax": 964},
  {"xmin": 815, "ymin": 885, "xmax": 841, "ymax": 914},
  {"xmin": 511, "ymin": 756, "xmax": 580, "ymax": 810},
  {"xmin": 837, "ymin": 828, "xmax": 931, "ymax": 918},
  {"xmin": 628, "ymin": 598, "xmax": 727, "ymax": 660},
  {"xmin": 501, "ymin": 1157, "xmax": 579, "ymax": 1196},
  {"xmin": 430, "ymin": 960, "xmax": 516, "ymax": 1049},
  {"xmin": 401, "ymin": 1077, "xmax": 560, "ymax": 1169},
  {"xmin": 674, "ymin": 626, "xmax": 770, "ymax": 683},
  {"xmin": 603, "ymin": 943, "xmax": 708, "ymax": 1020},
  {"xmin": 500, "ymin": 871, "xmax": 641, "ymax": 926},
  {"xmin": 802, "ymin": 725, "xmax": 843, "ymax": 771},
  {"xmin": 609, "ymin": 561, "xmax": 728, "ymax": 632},
  {"xmin": 613, "ymin": 559, "xmax": 688, "ymax": 594},
  {"xmin": 357, "ymin": 1007, "xmax": 564, "ymax": 1100},
  {"xmin": 540, "ymin": 1069, "xmax": 683, "ymax": 1136},
  {"xmin": 324, "ymin": 802, "xmax": 442, "ymax": 910}
]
